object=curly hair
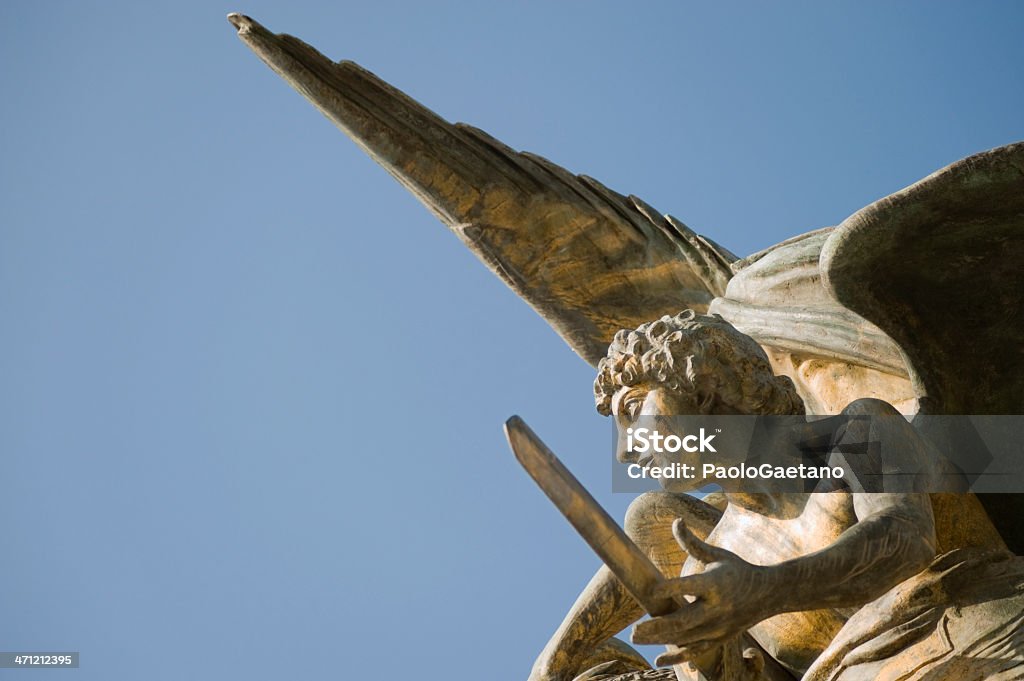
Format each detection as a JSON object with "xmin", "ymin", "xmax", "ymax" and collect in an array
[{"xmin": 594, "ymin": 310, "xmax": 804, "ymax": 417}]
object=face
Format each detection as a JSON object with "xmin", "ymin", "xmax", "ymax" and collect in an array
[{"xmin": 612, "ymin": 384, "xmax": 706, "ymax": 492}]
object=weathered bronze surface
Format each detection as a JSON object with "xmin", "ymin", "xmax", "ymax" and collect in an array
[
  {"xmin": 228, "ymin": 14, "xmax": 1024, "ymax": 680},
  {"xmin": 586, "ymin": 312, "xmax": 1023, "ymax": 681}
]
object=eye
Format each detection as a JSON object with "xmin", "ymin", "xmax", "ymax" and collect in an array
[{"xmin": 624, "ymin": 398, "xmax": 642, "ymax": 421}]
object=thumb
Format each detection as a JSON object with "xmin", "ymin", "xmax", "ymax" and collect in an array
[{"xmin": 672, "ymin": 518, "xmax": 730, "ymax": 564}]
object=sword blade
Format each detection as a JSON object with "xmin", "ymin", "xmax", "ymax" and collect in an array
[{"xmin": 504, "ymin": 415, "xmax": 676, "ymax": 616}]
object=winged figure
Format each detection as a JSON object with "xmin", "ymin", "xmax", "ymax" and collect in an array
[
  {"xmin": 226, "ymin": 10, "xmax": 1022, "ymax": 547},
  {"xmin": 228, "ymin": 13, "xmax": 1024, "ymax": 680}
]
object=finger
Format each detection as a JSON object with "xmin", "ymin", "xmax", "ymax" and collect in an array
[
  {"xmin": 654, "ymin": 641, "xmax": 719, "ymax": 667},
  {"xmin": 651, "ymin": 574, "xmax": 710, "ymax": 603},
  {"xmin": 632, "ymin": 605, "xmax": 713, "ymax": 645},
  {"xmin": 633, "ymin": 612, "xmax": 725, "ymax": 646},
  {"xmin": 673, "ymin": 519, "xmax": 731, "ymax": 564},
  {"xmin": 632, "ymin": 611, "xmax": 690, "ymax": 645}
]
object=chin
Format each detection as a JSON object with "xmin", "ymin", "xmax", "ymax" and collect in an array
[{"xmin": 659, "ymin": 478, "xmax": 703, "ymax": 493}]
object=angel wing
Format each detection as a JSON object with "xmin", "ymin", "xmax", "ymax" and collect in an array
[
  {"xmin": 821, "ymin": 142, "xmax": 1024, "ymax": 415},
  {"xmin": 820, "ymin": 142, "xmax": 1024, "ymax": 553},
  {"xmin": 228, "ymin": 14, "xmax": 735, "ymax": 366},
  {"xmin": 230, "ymin": 16, "xmax": 1024, "ymax": 552},
  {"xmin": 229, "ymin": 13, "xmax": 1023, "ymax": 410}
]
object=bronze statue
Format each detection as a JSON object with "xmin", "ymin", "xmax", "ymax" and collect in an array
[
  {"xmin": 227, "ymin": 14, "xmax": 1024, "ymax": 680},
  {"xmin": 527, "ymin": 311, "xmax": 1023, "ymax": 680}
]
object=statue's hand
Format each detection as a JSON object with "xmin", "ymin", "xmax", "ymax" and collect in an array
[{"xmin": 631, "ymin": 519, "xmax": 776, "ymax": 667}]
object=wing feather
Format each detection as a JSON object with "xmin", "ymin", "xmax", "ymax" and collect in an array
[{"xmin": 230, "ymin": 14, "xmax": 734, "ymax": 365}]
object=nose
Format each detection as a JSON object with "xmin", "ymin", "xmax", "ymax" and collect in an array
[
  {"xmin": 616, "ymin": 441, "xmax": 636, "ymax": 464},
  {"xmin": 616, "ymin": 428, "xmax": 633, "ymax": 464}
]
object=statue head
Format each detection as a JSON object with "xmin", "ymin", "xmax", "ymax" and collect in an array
[
  {"xmin": 595, "ymin": 310, "xmax": 804, "ymax": 421},
  {"xmin": 595, "ymin": 311, "xmax": 805, "ymax": 490}
]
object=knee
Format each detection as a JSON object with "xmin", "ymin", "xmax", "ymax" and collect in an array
[
  {"xmin": 843, "ymin": 397, "xmax": 900, "ymax": 417},
  {"xmin": 624, "ymin": 491, "xmax": 672, "ymax": 540}
]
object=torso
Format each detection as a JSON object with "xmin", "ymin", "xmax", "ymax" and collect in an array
[
  {"xmin": 685, "ymin": 489, "xmax": 1007, "ymax": 676},
  {"xmin": 684, "ymin": 492, "xmax": 856, "ymax": 676}
]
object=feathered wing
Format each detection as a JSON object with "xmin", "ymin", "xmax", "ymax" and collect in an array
[
  {"xmin": 230, "ymin": 16, "xmax": 1024, "ymax": 551},
  {"xmin": 821, "ymin": 142, "xmax": 1024, "ymax": 415},
  {"xmin": 820, "ymin": 142, "xmax": 1024, "ymax": 554},
  {"xmin": 228, "ymin": 14, "xmax": 735, "ymax": 366}
]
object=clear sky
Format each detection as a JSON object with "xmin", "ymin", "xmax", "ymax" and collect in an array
[{"xmin": 2, "ymin": 2, "xmax": 1023, "ymax": 679}]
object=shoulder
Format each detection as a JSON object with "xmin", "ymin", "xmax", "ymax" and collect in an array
[{"xmin": 840, "ymin": 397, "xmax": 903, "ymax": 418}]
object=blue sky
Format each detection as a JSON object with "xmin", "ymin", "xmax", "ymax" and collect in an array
[{"xmin": 2, "ymin": 2, "xmax": 1023, "ymax": 679}]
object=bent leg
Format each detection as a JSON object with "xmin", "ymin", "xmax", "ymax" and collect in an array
[{"xmin": 624, "ymin": 491, "xmax": 724, "ymax": 576}]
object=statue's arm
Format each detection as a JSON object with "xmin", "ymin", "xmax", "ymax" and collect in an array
[
  {"xmin": 646, "ymin": 492, "xmax": 936, "ymax": 672},
  {"xmin": 633, "ymin": 492, "xmax": 936, "ymax": 667},
  {"xmin": 761, "ymin": 397, "xmax": 940, "ymax": 612},
  {"xmin": 765, "ymin": 491, "xmax": 936, "ymax": 612}
]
